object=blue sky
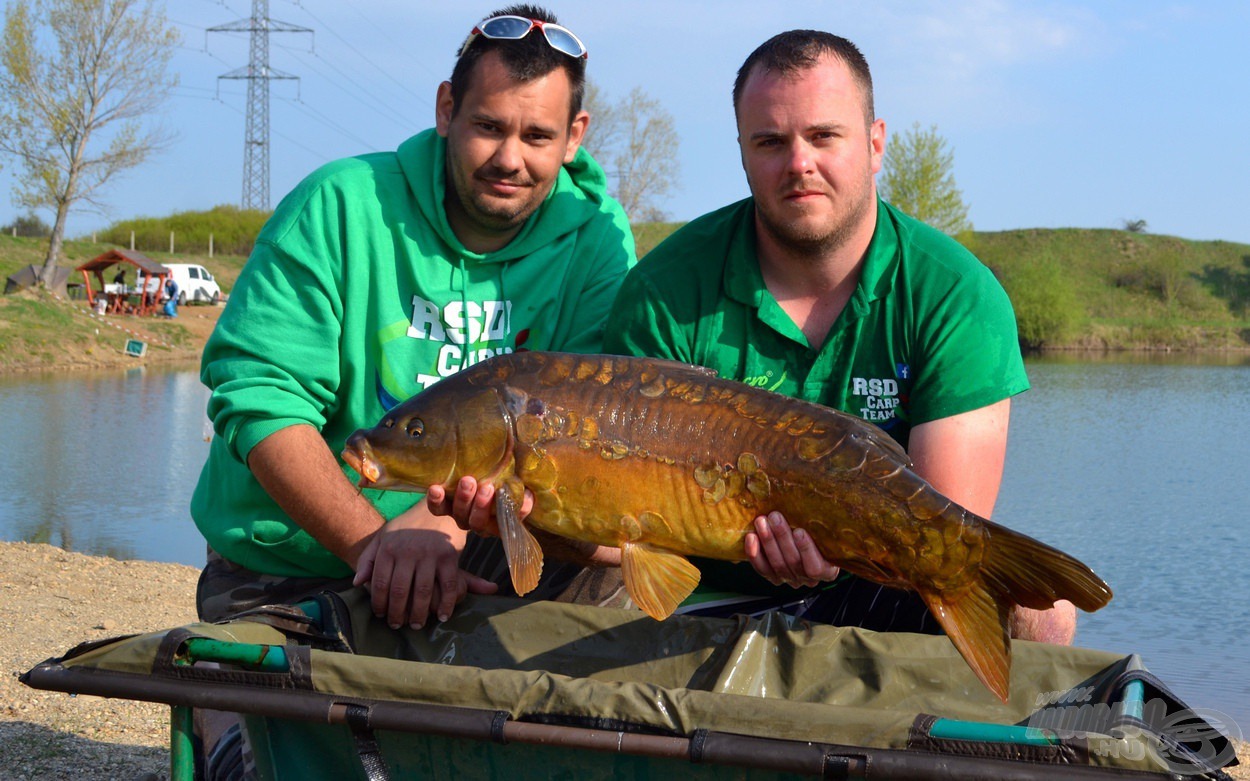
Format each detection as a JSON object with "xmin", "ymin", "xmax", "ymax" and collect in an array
[{"xmin": 2, "ymin": 0, "xmax": 1247, "ymax": 245}]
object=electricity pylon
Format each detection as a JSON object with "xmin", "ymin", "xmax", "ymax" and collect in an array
[{"xmin": 209, "ymin": 1, "xmax": 312, "ymax": 210}]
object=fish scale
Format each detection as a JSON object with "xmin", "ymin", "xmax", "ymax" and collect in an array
[{"xmin": 342, "ymin": 351, "xmax": 1112, "ymax": 702}]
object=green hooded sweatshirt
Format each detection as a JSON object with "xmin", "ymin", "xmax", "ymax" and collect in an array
[{"xmin": 191, "ymin": 128, "xmax": 636, "ymax": 578}]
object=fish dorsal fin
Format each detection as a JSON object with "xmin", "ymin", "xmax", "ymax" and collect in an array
[
  {"xmin": 670, "ymin": 359, "xmax": 719, "ymax": 378},
  {"xmin": 621, "ymin": 542, "xmax": 701, "ymax": 620},
  {"xmin": 667, "ymin": 360, "xmax": 720, "ymax": 382},
  {"xmin": 919, "ymin": 585, "xmax": 1012, "ymax": 703},
  {"xmin": 496, "ymin": 478, "xmax": 543, "ymax": 596}
]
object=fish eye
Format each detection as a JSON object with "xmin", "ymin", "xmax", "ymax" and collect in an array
[{"xmin": 406, "ymin": 419, "xmax": 424, "ymax": 438}]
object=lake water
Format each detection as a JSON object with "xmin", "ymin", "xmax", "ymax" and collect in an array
[
  {"xmin": 1, "ymin": 356, "xmax": 1247, "ymax": 732},
  {"xmin": 0, "ymin": 362, "xmax": 213, "ymax": 567},
  {"xmin": 995, "ymin": 353, "xmax": 1250, "ymax": 733}
]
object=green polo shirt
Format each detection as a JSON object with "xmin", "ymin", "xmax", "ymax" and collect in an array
[
  {"xmin": 604, "ymin": 197, "xmax": 1028, "ymax": 600},
  {"xmin": 605, "ymin": 196, "xmax": 1027, "ymax": 450}
]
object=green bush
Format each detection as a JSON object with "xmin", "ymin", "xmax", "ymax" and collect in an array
[{"xmin": 1002, "ymin": 260, "xmax": 1085, "ymax": 351}]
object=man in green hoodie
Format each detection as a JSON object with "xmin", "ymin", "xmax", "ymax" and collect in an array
[{"xmin": 192, "ymin": 5, "xmax": 635, "ymax": 631}]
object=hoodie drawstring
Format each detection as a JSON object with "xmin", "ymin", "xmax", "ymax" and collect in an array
[
  {"xmin": 499, "ymin": 263, "xmax": 510, "ymax": 348},
  {"xmin": 456, "ymin": 255, "xmax": 470, "ymax": 371}
]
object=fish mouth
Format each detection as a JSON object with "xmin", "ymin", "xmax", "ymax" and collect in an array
[{"xmin": 341, "ymin": 439, "xmax": 382, "ymax": 487}]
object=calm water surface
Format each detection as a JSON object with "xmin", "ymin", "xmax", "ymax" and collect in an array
[
  {"xmin": 0, "ymin": 355, "xmax": 1246, "ymax": 730},
  {"xmin": 0, "ymin": 362, "xmax": 212, "ymax": 566},
  {"xmin": 996, "ymin": 354, "xmax": 1250, "ymax": 731}
]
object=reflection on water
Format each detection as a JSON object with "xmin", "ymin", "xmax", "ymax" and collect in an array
[
  {"xmin": 0, "ymin": 362, "xmax": 210, "ymax": 567},
  {"xmin": 999, "ymin": 357, "xmax": 1250, "ymax": 731},
  {"xmin": 0, "ymin": 355, "xmax": 1247, "ymax": 731}
]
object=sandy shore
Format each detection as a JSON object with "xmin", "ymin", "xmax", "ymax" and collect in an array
[
  {"xmin": 1, "ymin": 542, "xmax": 200, "ymax": 780},
  {"xmin": 1, "ymin": 540, "xmax": 1246, "ymax": 780}
]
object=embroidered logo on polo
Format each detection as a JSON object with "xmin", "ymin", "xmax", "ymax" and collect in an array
[{"xmin": 851, "ymin": 367, "xmax": 908, "ymax": 423}]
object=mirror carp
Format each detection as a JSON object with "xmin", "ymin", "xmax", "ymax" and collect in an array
[{"xmin": 342, "ymin": 351, "xmax": 1112, "ymax": 701}]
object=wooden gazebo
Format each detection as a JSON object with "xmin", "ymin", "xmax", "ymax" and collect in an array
[{"xmin": 76, "ymin": 249, "xmax": 170, "ymax": 316}]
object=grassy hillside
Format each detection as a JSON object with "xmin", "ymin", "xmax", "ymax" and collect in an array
[
  {"xmin": 963, "ymin": 229, "xmax": 1250, "ymax": 350},
  {"xmin": 632, "ymin": 221, "xmax": 686, "ymax": 258},
  {"xmin": 94, "ymin": 205, "xmax": 271, "ymax": 258},
  {"xmin": 632, "ymin": 222, "xmax": 1250, "ymax": 351},
  {"xmin": 0, "ymin": 233, "xmax": 246, "ymax": 372}
]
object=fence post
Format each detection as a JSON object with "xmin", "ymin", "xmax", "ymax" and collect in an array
[
  {"xmin": 209, "ymin": 233, "xmax": 214, "ymax": 258},
  {"xmin": 130, "ymin": 231, "xmax": 135, "ymax": 250},
  {"xmin": 170, "ymin": 231, "xmax": 175, "ymax": 253}
]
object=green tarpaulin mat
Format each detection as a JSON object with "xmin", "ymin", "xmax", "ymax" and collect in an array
[{"xmin": 22, "ymin": 588, "xmax": 1239, "ymax": 780}]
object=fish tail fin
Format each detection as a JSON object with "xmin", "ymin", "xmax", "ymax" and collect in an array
[
  {"xmin": 922, "ymin": 521, "xmax": 1114, "ymax": 703},
  {"xmin": 981, "ymin": 522, "xmax": 1114, "ymax": 614},
  {"xmin": 920, "ymin": 584, "xmax": 1012, "ymax": 703}
]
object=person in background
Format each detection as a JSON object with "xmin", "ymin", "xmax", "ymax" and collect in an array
[
  {"xmin": 191, "ymin": 4, "xmax": 634, "ymax": 630},
  {"xmin": 603, "ymin": 30, "xmax": 1074, "ymax": 644},
  {"xmin": 163, "ymin": 275, "xmax": 179, "ymax": 318}
]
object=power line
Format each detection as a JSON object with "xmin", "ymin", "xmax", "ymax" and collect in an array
[
  {"xmin": 337, "ymin": 0, "xmax": 444, "ymax": 83},
  {"xmin": 276, "ymin": 96, "xmax": 378, "ymax": 151},
  {"xmin": 290, "ymin": 0, "xmax": 435, "ymax": 107},
  {"xmin": 277, "ymin": 45, "xmax": 420, "ymax": 132},
  {"xmin": 209, "ymin": 94, "xmax": 329, "ymax": 164}
]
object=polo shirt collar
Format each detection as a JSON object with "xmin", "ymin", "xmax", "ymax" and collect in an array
[
  {"xmin": 723, "ymin": 199, "xmax": 767, "ymax": 308},
  {"xmin": 855, "ymin": 198, "xmax": 900, "ymax": 313}
]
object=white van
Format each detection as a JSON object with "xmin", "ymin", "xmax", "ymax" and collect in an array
[{"xmin": 161, "ymin": 263, "xmax": 222, "ymax": 305}]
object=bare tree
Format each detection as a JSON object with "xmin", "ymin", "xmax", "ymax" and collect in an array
[
  {"xmin": 581, "ymin": 81, "xmax": 620, "ymax": 168},
  {"xmin": 0, "ymin": 0, "xmax": 179, "ymax": 284},
  {"xmin": 879, "ymin": 122, "xmax": 971, "ymax": 236},
  {"xmin": 583, "ymin": 83, "xmax": 680, "ymax": 223}
]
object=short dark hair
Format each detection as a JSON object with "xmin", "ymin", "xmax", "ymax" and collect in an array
[
  {"xmin": 450, "ymin": 4, "xmax": 586, "ymax": 122},
  {"xmin": 732, "ymin": 30, "xmax": 874, "ymax": 123}
]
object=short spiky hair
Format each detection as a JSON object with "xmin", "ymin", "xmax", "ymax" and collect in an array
[
  {"xmin": 450, "ymin": 4, "xmax": 586, "ymax": 122},
  {"xmin": 732, "ymin": 30, "xmax": 874, "ymax": 124}
]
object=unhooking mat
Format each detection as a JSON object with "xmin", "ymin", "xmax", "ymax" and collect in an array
[{"xmin": 21, "ymin": 588, "xmax": 1240, "ymax": 780}]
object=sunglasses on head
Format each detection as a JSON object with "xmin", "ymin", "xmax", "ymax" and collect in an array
[{"xmin": 459, "ymin": 15, "xmax": 588, "ymax": 60}]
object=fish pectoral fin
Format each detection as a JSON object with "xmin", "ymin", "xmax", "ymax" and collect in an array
[
  {"xmin": 621, "ymin": 542, "xmax": 701, "ymax": 621},
  {"xmin": 920, "ymin": 585, "xmax": 1012, "ymax": 704},
  {"xmin": 496, "ymin": 478, "xmax": 542, "ymax": 596}
]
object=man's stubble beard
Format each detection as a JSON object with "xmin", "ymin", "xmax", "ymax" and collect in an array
[
  {"xmin": 754, "ymin": 180, "xmax": 874, "ymax": 261},
  {"xmin": 444, "ymin": 144, "xmax": 542, "ymax": 236}
]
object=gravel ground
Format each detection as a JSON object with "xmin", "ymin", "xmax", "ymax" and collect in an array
[
  {"xmin": 1, "ymin": 542, "xmax": 199, "ymax": 780},
  {"xmin": 2, "ymin": 540, "xmax": 1246, "ymax": 780}
]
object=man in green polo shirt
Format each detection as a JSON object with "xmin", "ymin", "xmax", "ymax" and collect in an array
[{"xmin": 604, "ymin": 30, "xmax": 1074, "ymax": 643}]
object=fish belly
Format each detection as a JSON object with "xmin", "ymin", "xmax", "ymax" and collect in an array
[{"xmin": 518, "ymin": 437, "xmax": 757, "ymax": 560}]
